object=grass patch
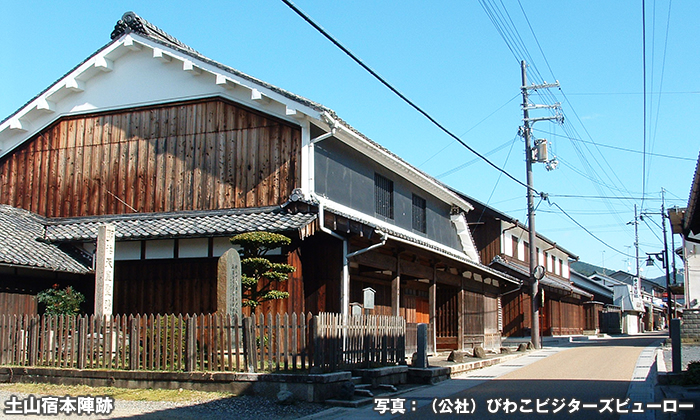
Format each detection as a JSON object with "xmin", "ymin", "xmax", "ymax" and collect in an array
[{"xmin": 0, "ymin": 383, "xmax": 236, "ymax": 403}]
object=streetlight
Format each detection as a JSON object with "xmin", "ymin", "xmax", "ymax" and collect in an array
[
  {"xmin": 646, "ymin": 249, "xmax": 674, "ymax": 333},
  {"xmin": 645, "ymin": 252, "xmax": 663, "ymax": 268}
]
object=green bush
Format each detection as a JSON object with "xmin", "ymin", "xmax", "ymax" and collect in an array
[
  {"xmin": 37, "ymin": 285, "xmax": 85, "ymax": 315},
  {"xmin": 682, "ymin": 361, "xmax": 700, "ymax": 385}
]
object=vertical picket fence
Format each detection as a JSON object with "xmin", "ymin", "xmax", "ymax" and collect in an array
[
  {"xmin": 313, "ymin": 313, "xmax": 406, "ymax": 372},
  {"xmin": 0, "ymin": 312, "xmax": 405, "ymax": 373}
]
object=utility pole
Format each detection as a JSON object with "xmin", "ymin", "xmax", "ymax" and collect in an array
[
  {"xmin": 520, "ymin": 61, "xmax": 561, "ymax": 349},
  {"xmin": 661, "ymin": 188, "xmax": 674, "ymax": 330},
  {"xmin": 634, "ymin": 204, "xmax": 640, "ymax": 278},
  {"xmin": 670, "ymin": 211, "xmax": 678, "ymax": 291}
]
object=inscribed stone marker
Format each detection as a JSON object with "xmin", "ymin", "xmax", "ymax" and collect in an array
[{"xmin": 217, "ymin": 248, "xmax": 242, "ymax": 319}]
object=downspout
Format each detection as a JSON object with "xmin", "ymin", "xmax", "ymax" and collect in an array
[
  {"xmin": 347, "ymin": 232, "xmax": 387, "ymax": 259},
  {"xmin": 499, "ymin": 281, "xmax": 524, "ymax": 298},
  {"xmin": 314, "ymin": 196, "xmax": 348, "ymax": 320},
  {"xmin": 312, "ymin": 194, "xmax": 387, "ymax": 321}
]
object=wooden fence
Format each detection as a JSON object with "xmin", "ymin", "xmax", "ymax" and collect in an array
[
  {"xmin": 313, "ymin": 313, "xmax": 406, "ymax": 371},
  {"xmin": 0, "ymin": 312, "xmax": 406, "ymax": 373}
]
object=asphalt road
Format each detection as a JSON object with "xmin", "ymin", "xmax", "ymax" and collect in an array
[
  {"xmin": 404, "ymin": 333, "xmax": 666, "ymax": 420},
  {"xmin": 310, "ymin": 332, "xmax": 671, "ymax": 420}
]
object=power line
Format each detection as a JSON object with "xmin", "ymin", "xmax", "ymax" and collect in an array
[
  {"xmin": 562, "ymin": 91, "xmax": 700, "ymax": 96},
  {"xmin": 475, "ymin": 133, "xmax": 519, "ymax": 226},
  {"xmin": 532, "ymin": 128, "xmax": 694, "ymax": 161},
  {"xmin": 281, "ymin": 0, "xmax": 532, "ymax": 192},
  {"xmin": 517, "ymin": 0, "xmax": 556, "ymax": 80},
  {"xmin": 418, "ymin": 93, "xmax": 519, "ymax": 168},
  {"xmin": 642, "ymin": 0, "xmax": 648, "ymax": 210},
  {"xmin": 549, "ymin": 202, "xmax": 634, "ymax": 257},
  {"xmin": 436, "ymin": 136, "xmax": 518, "ymax": 179},
  {"xmin": 285, "ymin": 0, "xmax": 637, "ymax": 264},
  {"xmin": 647, "ymin": 0, "xmax": 674, "ymax": 202},
  {"xmin": 641, "ymin": 213, "xmax": 664, "ymax": 245},
  {"xmin": 547, "ymin": 194, "xmax": 662, "ymax": 201}
]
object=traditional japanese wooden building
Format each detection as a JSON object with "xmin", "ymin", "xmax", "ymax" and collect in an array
[
  {"xmin": 0, "ymin": 12, "xmax": 520, "ymax": 352},
  {"xmin": 458, "ymin": 194, "xmax": 593, "ymax": 337}
]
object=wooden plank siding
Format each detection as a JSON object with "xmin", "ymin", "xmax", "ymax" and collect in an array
[
  {"xmin": 545, "ymin": 298, "xmax": 585, "ymax": 336},
  {"xmin": 436, "ymin": 286, "xmax": 459, "ymax": 350},
  {"xmin": 501, "ymin": 291, "xmax": 531, "ymax": 337},
  {"xmin": 0, "ymin": 98, "xmax": 301, "ymax": 217},
  {"xmin": 467, "ymin": 212, "xmax": 503, "ymax": 265},
  {"xmin": 0, "ymin": 292, "xmax": 37, "ymax": 316},
  {"xmin": 114, "ymin": 258, "xmax": 218, "ymax": 316},
  {"xmin": 462, "ymin": 290, "xmax": 484, "ymax": 348}
]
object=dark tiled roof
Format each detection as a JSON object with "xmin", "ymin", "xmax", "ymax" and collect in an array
[
  {"xmin": 685, "ymin": 151, "xmax": 700, "ymax": 234},
  {"xmin": 0, "ymin": 205, "xmax": 91, "ymax": 274},
  {"xmin": 44, "ymin": 207, "xmax": 317, "ymax": 242},
  {"xmin": 320, "ymin": 204, "xmax": 520, "ymax": 285},
  {"xmin": 491, "ymin": 255, "xmax": 592, "ymax": 297}
]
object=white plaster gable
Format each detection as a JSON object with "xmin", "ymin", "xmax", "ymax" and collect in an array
[
  {"xmin": 0, "ymin": 27, "xmax": 472, "ymax": 215},
  {"xmin": 0, "ymin": 34, "xmax": 320, "ymax": 159},
  {"xmin": 451, "ymin": 213, "xmax": 481, "ymax": 263}
]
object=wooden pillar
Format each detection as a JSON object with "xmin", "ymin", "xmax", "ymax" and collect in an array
[
  {"xmin": 429, "ymin": 264, "xmax": 437, "ymax": 354},
  {"xmin": 391, "ymin": 254, "xmax": 401, "ymax": 317},
  {"xmin": 458, "ymin": 277, "xmax": 465, "ymax": 351}
]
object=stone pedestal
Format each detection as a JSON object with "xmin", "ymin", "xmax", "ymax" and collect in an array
[{"xmin": 681, "ymin": 308, "xmax": 700, "ymax": 343}]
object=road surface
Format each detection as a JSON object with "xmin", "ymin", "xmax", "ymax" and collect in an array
[{"xmin": 307, "ymin": 332, "xmax": 674, "ymax": 420}]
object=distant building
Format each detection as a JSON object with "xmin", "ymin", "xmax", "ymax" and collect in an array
[{"xmin": 668, "ymin": 154, "xmax": 700, "ymax": 310}]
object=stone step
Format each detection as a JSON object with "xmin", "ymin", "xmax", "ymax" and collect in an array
[
  {"xmin": 377, "ymin": 384, "xmax": 398, "ymax": 392},
  {"xmin": 355, "ymin": 388, "xmax": 374, "ymax": 398}
]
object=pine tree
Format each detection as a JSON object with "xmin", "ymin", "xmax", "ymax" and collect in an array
[{"xmin": 230, "ymin": 231, "xmax": 294, "ymax": 310}]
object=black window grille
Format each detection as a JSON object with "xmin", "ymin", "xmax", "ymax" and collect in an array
[
  {"xmin": 374, "ymin": 173, "xmax": 393, "ymax": 219},
  {"xmin": 412, "ymin": 194, "xmax": 426, "ymax": 233}
]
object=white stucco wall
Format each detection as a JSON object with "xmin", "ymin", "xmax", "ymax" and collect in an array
[{"xmin": 684, "ymin": 234, "xmax": 700, "ymax": 308}]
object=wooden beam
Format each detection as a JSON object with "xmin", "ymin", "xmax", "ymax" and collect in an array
[
  {"xmin": 65, "ymin": 78, "xmax": 85, "ymax": 92},
  {"xmin": 436, "ymin": 270, "xmax": 462, "ymax": 287},
  {"xmin": 285, "ymin": 107, "xmax": 306, "ymax": 120},
  {"xmin": 215, "ymin": 74, "xmax": 239, "ymax": 90},
  {"xmin": 153, "ymin": 48, "xmax": 172, "ymax": 63},
  {"xmin": 94, "ymin": 56, "xmax": 114, "ymax": 72},
  {"xmin": 123, "ymin": 36, "xmax": 142, "ymax": 51},
  {"xmin": 429, "ymin": 265, "xmax": 437, "ymax": 354},
  {"xmin": 251, "ymin": 89, "xmax": 271, "ymax": 104},
  {"xmin": 391, "ymin": 254, "xmax": 400, "ymax": 317},
  {"xmin": 399, "ymin": 258, "xmax": 434, "ymax": 280},
  {"xmin": 9, "ymin": 118, "xmax": 29, "ymax": 132},
  {"xmin": 352, "ymin": 251, "xmax": 396, "ymax": 272},
  {"xmin": 35, "ymin": 98, "xmax": 55, "ymax": 113},
  {"xmin": 182, "ymin": 60, "xmax": 201, "ymax": 75}
]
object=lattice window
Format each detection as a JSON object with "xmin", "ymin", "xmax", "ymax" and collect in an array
[
  {"xmin": 412, "ymin": 194, "xmax": 426, "ymax": 233},
  {"xmin": 374, "ymin": 173, "xmax": 394, "ymax": 219}
]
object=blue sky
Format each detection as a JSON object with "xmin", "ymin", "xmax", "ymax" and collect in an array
[{"xmin": 2, "ymin": 1, "xmax": 698, "ymax": 279}]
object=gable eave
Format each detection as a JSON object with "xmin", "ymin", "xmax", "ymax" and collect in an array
[{"xmin": 0, "ymin": 32, "xmax": 328, "ymax": 160}]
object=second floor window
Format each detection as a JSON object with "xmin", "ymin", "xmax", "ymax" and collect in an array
[
  {"xmin": 374, "ymin": 173, "xmax": 393, "ymax": 219},
  {"xmin": 511, "ymin": 235, "xmax": 519, "ymax": 259},
  {"xmin": 412, "ymin": 194, "xmax": 426, "ymax": 233}
]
